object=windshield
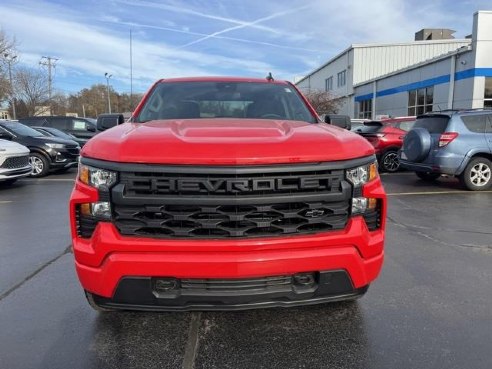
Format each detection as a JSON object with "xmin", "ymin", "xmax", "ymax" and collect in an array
[
  {"xmin": 43, "ymin": 127, "xmax": 75, "ymax": 140},
  {"xmin": 1, "ymin": 121, "xmax": 45, "ymax": 137},
  {"xmin": 136, "ymin": 81, "xmax": 316, "ymax": 123},
  {"xmin": 413, "ymin": 116, "xmax": 449, "ymax": 134}
]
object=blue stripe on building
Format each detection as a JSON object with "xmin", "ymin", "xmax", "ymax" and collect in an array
[{"xmin": 354, "ymin": 67, "xmax": 492, "ymax": 101}]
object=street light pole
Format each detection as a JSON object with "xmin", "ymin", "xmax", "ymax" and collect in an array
[
  {"xmin": 104, "ymin": 73, "xmax": 112, "ymax": 113},
  {"xmin": 4, "ymin": 53, "xmax": 17, "ymax": 120}
]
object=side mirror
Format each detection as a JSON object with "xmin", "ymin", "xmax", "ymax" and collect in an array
[
  {"xmin": 86, "ymin": 124, "xmax": 96, "ymax": 132},
  {"xmin": 0, "ymin": 131, "xmax": 13, "ymax": 140},
  {"xmin": 97, "ymin": 114, "xmax": 125, "ymax": 131}
]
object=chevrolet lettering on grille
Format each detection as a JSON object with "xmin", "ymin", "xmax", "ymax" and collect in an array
[{"xmin": 147, "ymin": 177, "xmax": 334, "ymax": 193}]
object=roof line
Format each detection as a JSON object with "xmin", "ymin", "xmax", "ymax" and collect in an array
[{"xmin": 295, "ymin": 39, "xmax": 471, "ymax": 86}]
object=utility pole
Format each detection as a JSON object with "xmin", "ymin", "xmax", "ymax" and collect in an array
[
  {"xmin": 40, "ymin": 56, "xmax": 58, "ymax": 115},
  {"xmin": 4, "ymin": 53, "xmax": 17, "ymax": 120},
  {"xmin": 105, "ymin": 73, "xmax": 112, "ymax": 113}
]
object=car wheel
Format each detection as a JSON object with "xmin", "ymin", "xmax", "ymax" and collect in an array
[
  {"xmin": 415, "ymin": 171, "xmax": 441, "ymax": 181},
  {"xmin": 84, "ymin": 291, "xmax": 116, "ymax": 312},
  {"xmin": 459, "ymin": 157, "xmax": 492, "ymax": 191},
  {"xmin": 381, "ymin": 150, "xmax": 400, "ymax": 172},
  {"xmin": 28, "ymin": 153, "xmax": 49, "ymax": 178}
]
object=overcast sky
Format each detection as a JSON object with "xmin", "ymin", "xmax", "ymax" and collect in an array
[{"xmin": 0, "ymin": 0, "xmax": 490, "ymax": 94}]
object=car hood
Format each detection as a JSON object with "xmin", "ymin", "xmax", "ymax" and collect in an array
[
  {"xmin": 82, "ymin": 119, "xmax": 375, "ymax": 165},
  {"xmin": 0, "ymin": 139, "xmax": 30, "ymax": 155},
  {"xmin": 34, "ymin": 136, "xmax": 79, "ymax": 146}
]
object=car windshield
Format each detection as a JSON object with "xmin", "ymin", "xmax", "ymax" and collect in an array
[
  {"xmin": 1, "ymin": 121, "xmax": 45, "ymax": 137},
  {"xmin": 135, "ymin": 81, "xmax": 316, "ymax": 123},
  {"xmin": 43, "ymin": 127, "xmax": 75, "ymax": 140}
]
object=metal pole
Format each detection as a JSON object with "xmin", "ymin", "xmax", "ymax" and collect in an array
[
  {"xmin": 5, "ymin": 54, "xmax": 17, "ymax": 120},
  {"xmin": 130, "ymin": 29, "xmax": 133, "ymax": 110},
  {"xmin": 105, "ymin": 73, "xmax": 112, "ymax": 113}
]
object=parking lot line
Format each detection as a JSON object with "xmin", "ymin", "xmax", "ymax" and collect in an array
[
  {"xmin": 0, "ymin": 201, "xmax": 13, "ymax": 204},
  {"xmin": 387, "ymin": 190, "xmax": 492, "ymax": 196}
]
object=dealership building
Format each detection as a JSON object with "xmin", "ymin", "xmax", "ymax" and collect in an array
[{"xmin": 295, "ymin": 11, "xmax": 492, "ymax": 119}]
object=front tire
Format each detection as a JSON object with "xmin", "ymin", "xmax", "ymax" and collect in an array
[
  {"xmin": 380, "ymin": 150, "xmax": 400, "ymax": 172},
  {"xmin": 29, "ymin": 153, "xmax": 50, "ymax": 177},
  {"xmin": 415, "ymin": 171, "xmax": 440, "ymax": 181},
  {"xmin": 459, "ymin": 157, "xmax": 492, "ymax": 191}
]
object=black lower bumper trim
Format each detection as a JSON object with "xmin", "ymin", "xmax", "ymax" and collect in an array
[{"xmin": 90, "ymin": 271, "xmax": 369, "ymax": 311}]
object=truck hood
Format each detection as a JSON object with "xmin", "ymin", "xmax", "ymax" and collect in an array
[{"xmin": 82, "ymin": 119, "xmax": 374, "ymax": 165}]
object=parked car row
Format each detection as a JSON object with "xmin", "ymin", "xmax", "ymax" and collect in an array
[
  {"xmin": 0, "ymin": 114, "xmax": 128, "ymax": 185},
  {"xmin": 0, "ymin": 120, "xmax": 80, "ymax": 182}
]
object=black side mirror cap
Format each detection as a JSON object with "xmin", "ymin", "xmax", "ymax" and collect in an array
[
  {"xmin": 96, "ymin": 114, "xmax": 125, "ymax": 131},
  {"xmin": 86, "ymin": 124, "xmax": 96, "ymax": 132}
]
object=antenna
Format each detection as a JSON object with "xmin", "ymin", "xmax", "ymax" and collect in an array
[{"xmin": 266, "ymin": 72, "xmax": 274, "ymax": 82}]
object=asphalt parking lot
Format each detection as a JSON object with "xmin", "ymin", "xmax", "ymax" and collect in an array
[{"xmin": 0, "ymin": 170, "xmax": 491, "ymax": 369}]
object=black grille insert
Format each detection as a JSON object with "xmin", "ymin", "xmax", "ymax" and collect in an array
[
  {"xmin": 96, "ymin": 161, "xmax": 368, "ymax": 239},
  {"xmin": 1, "ymin": 155, "xmax": 29, "ymax": 169}
]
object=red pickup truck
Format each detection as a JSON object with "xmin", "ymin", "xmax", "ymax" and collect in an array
[{"xmin": 70, "ymin": 77, "xmax": 386, "ymax": 311}]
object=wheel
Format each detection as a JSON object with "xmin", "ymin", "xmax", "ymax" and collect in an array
[
  {"xmin": 459, "ymin": 157, "xmax": 492, "ymax": 191},
  {"xmin": 84, "ymin": 291, "xmax": 115, "ymax": 312},
  {"xmin": 380, "ymin": 150, "xmax": 400, "ymax": 172},
  {"xmin": 28, "ymin": 153, "xmax": 50, "ymax": 177},
  {"xmin": 415, "ymin": 171, "xmax": 440, "ymax": 181}
]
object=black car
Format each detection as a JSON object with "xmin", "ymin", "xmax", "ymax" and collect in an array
[
  {"xmin": 0, "ymin": 121, "xmax": 80, "ymax": 177},
  {"xmin": 32, "ymin": 126, "xmax": 86, "ymax": 147},
  {"xmin": 18, "ymin": 116, "xmax": 96, "ymax": 146}
]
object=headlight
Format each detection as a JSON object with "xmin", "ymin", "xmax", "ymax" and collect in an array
[
  {"xmin": 79, "ymin": 164, "xmax": 117, "ymax": 189},
  {"xmin": 346, "ymin": 162, "xmax": 378, "ymax": 187},
  {"xmin": 46, "ymin": 143, "xmax": 66, "ymax": 149}
]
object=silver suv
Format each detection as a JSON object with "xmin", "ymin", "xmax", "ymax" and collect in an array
[{"xmin": 399, "ymin": 110, "xmax": 492, "ymax": 191}]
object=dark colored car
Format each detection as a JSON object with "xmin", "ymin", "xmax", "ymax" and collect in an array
[
  {"xmin": 33, "ymin": 126, "xmax": 85, "ymax": 147},
  {"xmin": 0, "ymin": 121, "xmax": 80, "ymax": 177},
  {"xmin": 355, "ymin": 117, "xmax": 415, "ymax": 172},
  {"xmin": 400, "ymin": 110, "xmax": 492, "ymax": 190},
  {"xmin": 19, "ymin": 116, "xmax": 96, "ymax": 146}
]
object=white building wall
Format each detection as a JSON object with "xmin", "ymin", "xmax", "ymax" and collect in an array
[{"xmin": 352, "ymin": 40, "xmax": 471, "ymax": 85}]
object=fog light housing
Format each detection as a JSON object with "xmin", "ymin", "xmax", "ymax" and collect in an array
[
  {"xmin": 80, "ymin": 201, "xmax": 112, "ymax": 220},
  {"xmin": 352, "ymin": 197, "xmax": 368, "ymax": 215}
]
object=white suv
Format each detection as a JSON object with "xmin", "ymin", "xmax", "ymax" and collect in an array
[{"xmin": 0, "ymin": 139, "xmax": 32, "ymax": 185}]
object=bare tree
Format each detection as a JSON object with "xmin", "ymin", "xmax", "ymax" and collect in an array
[
  {"xmin": 14, "ymin": 66, "xmax": 49, "ymax": 117},
  {"xmin": 0, "ymin": 29, "xmax": 17, "ymax": 103},
  {"xmin": 303, "ymin": 90, "xmax": 344, "ymax": 115}
]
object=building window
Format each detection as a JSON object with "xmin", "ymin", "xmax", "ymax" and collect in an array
[
  {"xmin": 484, "ymin": 78, "xmax": 492, "ymax": 108},
  {"xmin": 408, "ymin": 86, "xmax": 433, "ymax": 115},
  {"xmin": 325, "ymin": 76, "xmax": 333, "ymax": 91},
  {"xmin": 359, "ymin": 99, "xmax": 372, "ymax": 119},
  {"xmin": 337, "ymin": 70, "xmax": 346, "ymax": 87}
]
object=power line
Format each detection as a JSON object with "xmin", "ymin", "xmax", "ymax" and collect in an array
[{"xmin": 40, "ymin": 56, "xmax": 59, "ymax": 115}]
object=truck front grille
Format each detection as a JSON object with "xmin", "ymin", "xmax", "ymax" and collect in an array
[
  {"xmin": 113, "ymin": 201, "xmax": 349, "ymax": 238},
  {"xmin": 108, "ymin": 162, "xmax": 354, "ymax": 239}
]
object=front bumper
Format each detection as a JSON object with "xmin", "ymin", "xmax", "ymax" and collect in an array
[
  {"xmin": 70, "ymin": 171, "xmax": 386, "ymax": 310},
  {"xmin": 0, "ymin": 166, "xmax": 32, "ymax": 180}
]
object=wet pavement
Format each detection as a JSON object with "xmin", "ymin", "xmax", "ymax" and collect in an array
[{"xmin": 0, "ymin": 170, "xmax": 491, "ymax": 369}]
